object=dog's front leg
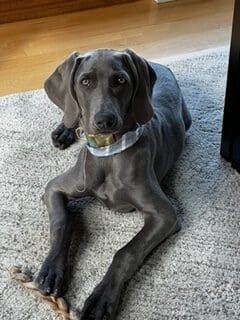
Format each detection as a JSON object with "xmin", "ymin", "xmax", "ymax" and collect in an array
[
  {"xmin": 36, "ymin": 171, "xmax": 84, "ymax": 297},
  {"xmin": 81, "ymin": 183, "xmax": 180, "ymax": 320},
  {"xmin": 51, "ymin": 121, "xmax": 78, "ymax": 149}
]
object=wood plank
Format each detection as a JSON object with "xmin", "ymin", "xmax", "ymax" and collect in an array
[
  {"xmin": 0, "ymin": 0, "xmax": 234, "ymax": 96},
  {"xmin": 0, "ymin": 0, "xmax": 135, "ymax": 23}
]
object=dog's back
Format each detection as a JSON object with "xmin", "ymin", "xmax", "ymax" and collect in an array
[
  {"xmin": 150, "ymin": 62, "xmax": 191, "ymax": 131},
  {"xmin": 143, "ymin": 62, "xmax": 192, "ymax": 179}
]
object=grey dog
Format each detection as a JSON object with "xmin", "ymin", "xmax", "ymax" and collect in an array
[{"xmin": 36, "ymin": 48, "xmax": 191, "ymax": 319}]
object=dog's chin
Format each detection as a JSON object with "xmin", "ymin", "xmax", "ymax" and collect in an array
[{"xmin": 96, "ymin": 130, "xmax": 120, "ymax": 136}]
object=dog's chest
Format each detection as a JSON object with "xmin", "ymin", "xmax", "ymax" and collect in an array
[
  {"xmin": 89, "ymin": 171, "xmax": 134, "ymax": 213},
  {"xmin": 84, "ymin": 150, "xmax": 139, "ymax": 212}
]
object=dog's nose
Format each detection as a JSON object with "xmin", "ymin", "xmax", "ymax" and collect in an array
[{"xmin": 94, "ymin": 112, "xmax": 118, "ymax": 131}]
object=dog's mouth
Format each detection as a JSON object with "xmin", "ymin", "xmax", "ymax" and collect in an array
[
  {"xmin": 86, "ymin": 126, "xmax": 123, "ymax": 147},
  {"xmin": 76, "ymin": 119, "xmax": 140, "ymax": 148},
  {"xmin": 75, "ymin": 124, "xmax": 122, "ymax": 139},
  {"xmin": 85, "ymin": 132, "xmax": 117, "ymax": 147},
  {"xmin": 93, "ymin": 128, "xmax": 121, "ymax": 135},
  {"xmin": 90, "ymin": 122, "xmax": 123, "ymax": 136},
  {"xmin": 75, "ymin": 125, "xmax": 123, "ymax": 147}
]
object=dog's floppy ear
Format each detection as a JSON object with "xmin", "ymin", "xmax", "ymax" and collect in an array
[
  {"xmin": 124, "ymin": 49, "xmax": 156, "ymax": 125},
  {"xmin": 44, "ymin": 52, "xmax": 82, "ymax": 128}
]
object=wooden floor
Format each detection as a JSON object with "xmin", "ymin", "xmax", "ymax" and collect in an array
[{"xmin": 0, "ymin": 0, "xmax": 234, "ymax": 96}]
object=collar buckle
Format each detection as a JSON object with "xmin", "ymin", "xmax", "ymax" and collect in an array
[{"xmin": 75, "ymin": 127, "xmax": 84, "ymax": 139}]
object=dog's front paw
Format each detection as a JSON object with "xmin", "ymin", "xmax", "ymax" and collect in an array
[
  {"xmin": 81, "ymin": 277, "xmax": 121, "ymax": 320},
  {"xmin": 51, "ymin": 123, "xmax": 77, "ymax": 150},
  {"xmin": 35, "ymin": 257, "xmax": 67, "ymax": 297}
]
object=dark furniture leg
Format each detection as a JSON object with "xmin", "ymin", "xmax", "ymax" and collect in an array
[{"xmin": 221, "ymin": 0, "xmax": 240, "ymax": 173}]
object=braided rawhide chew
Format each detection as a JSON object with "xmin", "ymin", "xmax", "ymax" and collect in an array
[{"xmin": 9, "ymin": 266, "xmax": 80, "ymax": 320}]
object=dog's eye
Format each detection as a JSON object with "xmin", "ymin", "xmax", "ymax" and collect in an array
[
  {"xmin": 117, "ymin": 77, "xmax": 126, "ymax": 85},
  {"xmin": 81, "ymin": 78, "xmax": 90, "ymax": 86}
]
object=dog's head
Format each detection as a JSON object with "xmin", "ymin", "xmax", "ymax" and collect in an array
[{"xmin": 44, "ymin": 49, "xmax": 156, "ymax": 134}]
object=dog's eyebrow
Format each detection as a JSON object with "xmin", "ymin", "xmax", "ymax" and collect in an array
[
  {"xmin": 110, "ymin": 60, "xmax": 125, "ymax": 71},
  {"xmin": 110, "ymin": 71, "xmax": 129, "ymax": 78},
  {"xmin": 78, "ymin": 71, "xmax": 96, "ymax": 79}
]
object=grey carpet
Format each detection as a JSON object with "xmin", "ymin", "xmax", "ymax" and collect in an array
[{"xmin": 0, "ymin": 48, "xmax": 239, "ymax": 320}]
